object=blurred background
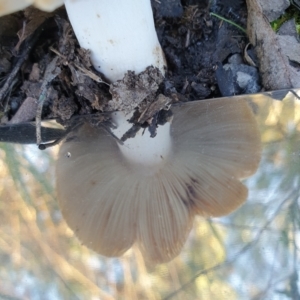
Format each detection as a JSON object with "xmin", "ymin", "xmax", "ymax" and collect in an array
[{"xmin": 0, "ymin": 94, "xmax": 299, "ymax": 300}]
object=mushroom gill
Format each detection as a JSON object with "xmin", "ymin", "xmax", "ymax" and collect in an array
[{"xmin": 56, "ymin": 98, "xmax": 261, "ymax": 263}]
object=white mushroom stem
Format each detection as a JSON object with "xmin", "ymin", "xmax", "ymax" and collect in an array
[
  {"xmin": 112, "ymin": 112, "xmax": 172, "ymax": 168},
  {"xmin": 64, "ymin": 0, "xmax": 169, "ymax": 170},
  {"xmin": 64, "ymin": 0, "xmax": 166, "ymax": 82}
]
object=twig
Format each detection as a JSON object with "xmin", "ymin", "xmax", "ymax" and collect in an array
[
  {"xmin": 38, "ymin": 138, "xmax": 63, "ymax": 150},
  {"xmin": 0, "ymin": 18, "xmax": 53, "ymax": 104},
  {"xmin": 49, "ymin": 46, "xmax": 109, "ymax": 85},
  {"xmin": 38, "ymin": 121, "xmax": 83, "ymax": 150},
  {"xmin": 0, "ymin": 123, "xmax": 65, "ymax": 144},
  {"xmin": 36, "ymin": 57, "xmax": 61, "ymax": 145}
]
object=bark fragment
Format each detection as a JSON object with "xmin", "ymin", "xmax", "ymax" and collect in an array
[{"xmin": 246, "ymin": 0, "xmax": 300, "ymax": 89}]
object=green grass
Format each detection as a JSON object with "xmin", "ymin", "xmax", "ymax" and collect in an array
[
  {"xmin": 210, "ymin": 12, "xmax": 247, "ymax": 34},
  {"xmin": 270, "ymin": 5, "xmax": 300, "ymax": 34}
]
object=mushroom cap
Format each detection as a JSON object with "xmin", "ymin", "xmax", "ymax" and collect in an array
[
  {"xmin": 0, "ymin": 0, "xmax": 63, "ymax": 16},
  {"xmin": 56, "ymin": 98, "xmax": 261, "ymax": 263}
]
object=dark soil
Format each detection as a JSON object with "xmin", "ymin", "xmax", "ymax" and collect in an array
[{"xmin": 0, "ymin": 0, "xmax": 254, "ymax": 144}]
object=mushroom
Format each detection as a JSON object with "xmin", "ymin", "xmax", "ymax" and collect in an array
[
  {"xmin": 56, "ymin": 98, "xmax": 261, "ymax": 263},
  {"xmin": 0, "ymin": 0, "xmax": 262, "ymax": 263}
]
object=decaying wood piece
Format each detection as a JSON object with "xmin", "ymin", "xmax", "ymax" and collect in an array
[{"xmin": 246, "ymin": 0, "xmax": 300, "ymax": 89}]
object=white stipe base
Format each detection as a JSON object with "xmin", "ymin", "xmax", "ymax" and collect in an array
[{"xmin": 111, "ymin": 111, "xmax": 172, "ymax": 167}]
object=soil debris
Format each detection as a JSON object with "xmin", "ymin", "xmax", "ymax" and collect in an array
[
  {"xmin": 108, "ymin": 66, "xmax": 164, "ymax": 114},
  {"xmin": 2, "ymin": 0, "xmax": 295, "ymax": 143}
]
